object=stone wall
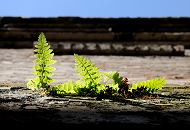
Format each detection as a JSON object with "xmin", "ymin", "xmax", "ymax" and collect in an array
[{"xmin": 0, "ymin": 17, "xmax": 190, "ymax": 55}]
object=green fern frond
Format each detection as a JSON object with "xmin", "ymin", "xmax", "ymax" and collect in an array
[
  {"xmin": 73, "ymin": 54, "xmax": 104, "ymax": 96},
  {"xmin": 73, "ymin": 80, "xmax": 105, "ymax": 96},
  {"xmin": 27, "ymin": 32, "xmax": 56, "ymax": 90},
  {"xmin": 103, "ymin": 71, "xmax": 123, "ymax": 91},
  {"xmin": 130, "ymin": 77, "xmax": 166, "ymax": 93},
  {"xmin": 74, "ymin": 54, "xmax": 102, "ymax": 87},
  {"xmin": 26, "ymin": 77, "xmax": 41, "ymax": 91},
  {"xmin": 50, "ymin": 80, "xmax": 76, "ymax": 96}
]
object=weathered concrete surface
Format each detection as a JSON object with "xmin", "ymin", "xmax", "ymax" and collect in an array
[
  {"xmin": 0, "ymin": 49, "xmax": 189, "ymax": 85},
  {"xmin": 0, "ymin": 49, "xmax": 190, "ymax": 128},
  {"xmin": 0, "ymin": 84, "xmax": 190, "ymax": 129}
]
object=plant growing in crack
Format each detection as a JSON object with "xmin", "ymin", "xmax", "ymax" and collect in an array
[
  {"xmin": 27, "ymin": 32, "xmax": 167, "ymax": 100},
  {"xmin": 27, "ymin": 32, "xmax": 56, "ymax": 91},
  {"xmin": 49, "ymin": 54, "xmax": 121, "ymax": 98},
  {"xmin": 49, "ymin": 80, "xmax": 76, "ymax": 96},
  {"xmin": 48, "ymin": 53, "xmax": 166, "ymax": 100},
  {"xmin": 118, "ymin": 77, "xmax": 166, "ymax": 98}
]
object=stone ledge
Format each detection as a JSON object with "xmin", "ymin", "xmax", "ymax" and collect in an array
[{"xmin": 0, "ymin": 84, "xmax": 190, "ymax": 128}]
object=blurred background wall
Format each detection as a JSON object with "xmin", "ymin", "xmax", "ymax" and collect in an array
[{"xmin": 0, "ymin": 16, "xmax": 190, "ymax": 56}]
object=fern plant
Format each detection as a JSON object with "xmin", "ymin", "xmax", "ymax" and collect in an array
[
  {"xmin": 95, "ymin": 71, "xmax": 124, "ymax": 100},
  {"xmin": 103, "ymin": 71, "xmax": 123, "ymax": 91},
  {"xmin": 27, "ymin": 32, "xmax": 56, "ymax": 91},
  {"xmin": 48, "ymin": 54, "xmax": 121, "ymax": 98},
  {"xmin": 74, "ymin": 54, "xmax": 104, "ymax": 96},
  {"xmin": 49, "ymin": 80, "xmax": 76, "ymax": 96},
  {"xmin": 117, "ymin": 77, "xmax": 166, "ymax": 98},
  {"xmin": 130, "ymin": 77, "xmax": 166, "ymax": 93},
  {"xmin": 125, "ymin": 77, "xmax": 166, "ymax": 98}
]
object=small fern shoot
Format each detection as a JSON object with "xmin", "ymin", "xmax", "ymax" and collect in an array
[
  {"xmin": 27, "ymin": 32, "xmax": 56, "ymax": 91},
  {"xmin": 103, "ymin": 71, "xmax": 123, "ymax": 91},
  {"xmin": 50, "ymin": 80, "xmax": 76, "ymax": 96},
  {"xmin": 130, "ymin": 77, "xmax": 166, "ymax": 93}
]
